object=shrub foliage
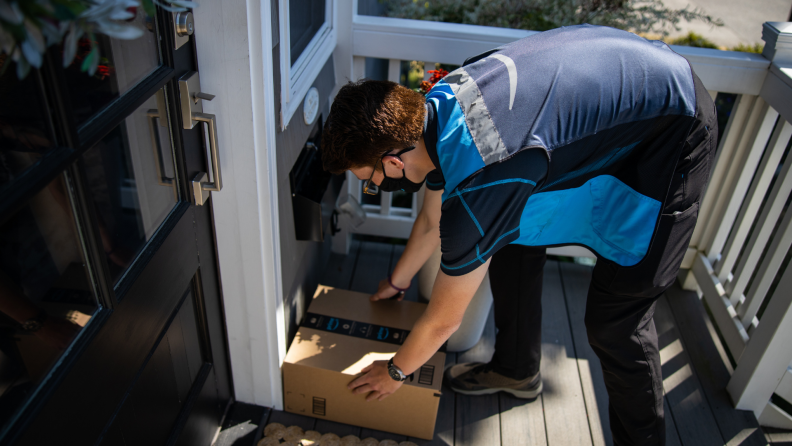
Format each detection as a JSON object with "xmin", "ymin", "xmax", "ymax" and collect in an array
[{"xmin": 384, "ymin": 0, "xmax": 723, "ymax": 36}]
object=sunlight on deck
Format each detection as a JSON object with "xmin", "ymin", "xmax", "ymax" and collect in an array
[{"xmin": 262, "ymin": 240, "xmax": 769, "ymax": 445}]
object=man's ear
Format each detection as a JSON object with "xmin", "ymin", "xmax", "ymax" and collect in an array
[{"xmin": 382, "ymin": 155, "xmax": 405, "ymax": 170}]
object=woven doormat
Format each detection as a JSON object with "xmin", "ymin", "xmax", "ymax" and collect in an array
[{"xmin": 259, "ymin": 423, "xmax": 418, "ymax": 446}]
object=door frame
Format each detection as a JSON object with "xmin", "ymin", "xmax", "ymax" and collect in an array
[{"xmin": 192, "ymin": 0, "xmax": 286, "ymax": 409}]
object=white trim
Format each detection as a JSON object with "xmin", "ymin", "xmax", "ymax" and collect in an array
[
  {"xmin": 253, "ymin": 0, "xmax": 287, "ymax": 408},
  {"xmin": 193, "ymin": 0, "xmax": 285, "ymax": 408},
  {"xmin": 279, "ymin": 0, "xmax": 337, "ymax": 129},
  {"xmin": 352, "ymin": 15, "xmax": 535, "ymax": 66},
  {"xmin": 351, "ymin": 15, "xmax": 769, "ymax": 95}
]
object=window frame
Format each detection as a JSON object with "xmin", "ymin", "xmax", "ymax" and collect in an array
[{"xmin": 278, "ymin": 0, "xmax": 336, "ymax": 129}]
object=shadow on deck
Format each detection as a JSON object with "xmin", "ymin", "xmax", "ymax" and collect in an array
[{"xmin": 221, "ymin": 239, "xmax": 788, "ymax": 446}]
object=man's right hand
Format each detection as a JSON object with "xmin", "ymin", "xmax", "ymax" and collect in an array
[{"xmin": 370, "ymin": 278, "xmax": 405, "ymax": 302}]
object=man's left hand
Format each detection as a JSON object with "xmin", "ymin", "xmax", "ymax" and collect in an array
[{"xmin": 348, "ymin": 360, "xmax": 403, "ymax": 401}]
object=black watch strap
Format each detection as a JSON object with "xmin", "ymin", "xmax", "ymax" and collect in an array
[{"xmin": 387, "ymin": 357, "xmax": 408, "ymax": 382}]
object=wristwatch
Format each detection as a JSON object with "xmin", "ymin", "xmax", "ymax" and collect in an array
[
  {"xmin": 21, "ymin": 310, "xmax": 47, "ymax": 333},
  {"xmin": 387, "ymin": 357, "xmax": 408, "ymax": 382}
]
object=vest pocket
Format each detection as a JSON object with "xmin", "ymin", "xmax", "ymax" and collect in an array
[{"xmin": 607, "ymin": 201, "xmax": 699, "ymax": 297}]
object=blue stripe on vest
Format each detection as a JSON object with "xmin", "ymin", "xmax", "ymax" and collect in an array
[{"xmin": 515, "ymin": 175, "xmax": 661, "ymax": 266}]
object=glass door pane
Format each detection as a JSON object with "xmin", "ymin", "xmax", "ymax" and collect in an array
[
  {"xmin": 0, "ymin": 174, "xmax": 98, "ymax": 431},
  {"xmin": 63, "ymin": 11, "xmax": 161, "ymax": 126},
  {"xmin": 0, "ymin": 56, "xmax": 56, "ymax": 190},
  {"xmin": 79, "ymin": 89, "xmax": 178, "ymax": 284}
]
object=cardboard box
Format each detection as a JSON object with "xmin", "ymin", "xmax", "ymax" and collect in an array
[{"xmin": 283, "ymin": 285, "xmax": 445, "ymax": 440}]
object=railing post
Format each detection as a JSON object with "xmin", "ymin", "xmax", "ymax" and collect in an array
[
  {"xmin": 332, "ymin": 0, "xmax": 355, "ymax": 96},
  {"xmin": 692, "ymin": 94, "xmax": 756, "ymax": 256},
  {"xmin": 762, "ymin": 22, "xmax": 792, "ymax": 66}
]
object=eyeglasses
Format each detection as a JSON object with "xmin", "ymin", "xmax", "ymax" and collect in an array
[{"xmin": 363, "ymin": 158, "xmax": 380, "ymax": 195}]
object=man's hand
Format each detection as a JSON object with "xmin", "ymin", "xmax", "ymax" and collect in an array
[
  {"xmin": 370, "ymin": 278, "xmax": 405, "ymax": 302},
  {"xmin": 347, "ymin": 360, "xmax": 403, "ymax": 401}
]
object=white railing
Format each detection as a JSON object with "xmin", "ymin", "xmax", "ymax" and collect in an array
[
  {"xmin": 332, "ymin": 11, "xmax": 792, "ymax": 429},
  {"xmin": 689, "ymin": 22, "xmax": 792, "ymax": 429}
]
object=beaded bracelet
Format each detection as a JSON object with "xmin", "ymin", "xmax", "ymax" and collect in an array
[{"xmin": 388, "ymin": 275, "xmax": 410, "ymax": 292}]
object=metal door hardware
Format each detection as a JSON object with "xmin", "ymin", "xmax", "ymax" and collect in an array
[
  {"xmin": 146, "ymin": 90, "xmax": 178, "ymax": 200},
  {"xmin": 173, "ymin": 11, "xmax": 193, "ymax": 50},
  {"xmin": 179, "ymin": 71, "xmax": 222, "ymax": 205}
]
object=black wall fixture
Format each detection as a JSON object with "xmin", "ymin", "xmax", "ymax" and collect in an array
[{"xmin": 289, "ymin": 119, "xmax": 345, "ymax": 241}]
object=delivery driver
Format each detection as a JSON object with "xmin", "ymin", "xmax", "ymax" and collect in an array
[{"xmin": 324, "ymin": 25, "xmax": 715, "ymax": 446}]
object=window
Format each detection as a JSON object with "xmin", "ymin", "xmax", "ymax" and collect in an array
[
  {"xmin": 290, "ymin": 0, "xmax": 326, "ymax": 65},
  {"xmin": 279, "ymin": 0, "xmax": 336, "ymax": 128}
]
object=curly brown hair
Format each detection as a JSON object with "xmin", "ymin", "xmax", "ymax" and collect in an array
[{"xmin": 321, "ymin": 79, "xmax": 426, "ymax": 174}]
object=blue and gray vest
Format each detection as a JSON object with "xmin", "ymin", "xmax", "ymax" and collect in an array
[{"xmin": 423, "ymin": 25, "xmax": 700, "ymax": 276}]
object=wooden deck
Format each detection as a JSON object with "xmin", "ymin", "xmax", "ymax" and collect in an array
[{"xmin": 228, "ymin": 239, "xmax": 786, "ymax": 446}]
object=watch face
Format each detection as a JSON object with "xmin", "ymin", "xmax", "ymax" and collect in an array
[{"xmin": 388, "ymin": 367, "xmax": 402, "ymax": 381}]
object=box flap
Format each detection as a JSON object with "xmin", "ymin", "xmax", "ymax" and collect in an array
[{"xmin": 310, "ymin": 286, "xmax": 427, "ymax": 331}]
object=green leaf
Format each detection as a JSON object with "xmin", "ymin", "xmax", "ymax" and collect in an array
[
  {"xmin": 52, "ymin": 3, "xmax": 79, "ymax": 21},
  {"xmin": 5, "ymin": 22, "xmax": 27, "ymax": 42},
  {"xmin": 142, "ymin": 0, "xmax": 156, "ymax": 17},
  {"xmin": 81, "ymin": 42, "xmax": 97, "ymax": 72}
]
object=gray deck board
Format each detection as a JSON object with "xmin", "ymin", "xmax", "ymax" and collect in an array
[
  {"xmin": 264, "ymin": 240, "xmax": 769, "ymax": 446},
  {"xmin": 541, "ymin": 261, "xmax": 594, "ymax": 446},
  {"xmin": 499, "ymin": 392, "xmax": 548, "ymax": 446},
  {"xmin": 455, "ymin": 308, "xmax": 501, "ymax": 446},
  {"xmin": 664, "ymin": 285, "xmax": 768, "ymax": 446},
  {"xmin": 349, "ymin": 241, "xmax": 393, "ymax": 295},
  {"xmin": 319, "ymin": 239, "xmax": 361, "ymax": 289},
  {"xmin": 665, "ymin": 398, "xmax": 684, "ymax": 446},
  {"xmin": 655, "ymin": 295, "xmax": 723, "ymax": 445},
  {"xmin": 557, "ymin": 262, "xmax": 611, "ymax": 446}
]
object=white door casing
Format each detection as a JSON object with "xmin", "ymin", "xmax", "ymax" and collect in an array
[{"xmin": 192, "ymin": 0, "xmax": 286, "ymax": 408}]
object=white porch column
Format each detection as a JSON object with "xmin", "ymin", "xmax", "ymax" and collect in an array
[{"xmin": 193, "ymin": 0, "xmax": 286, "ymax": 408}]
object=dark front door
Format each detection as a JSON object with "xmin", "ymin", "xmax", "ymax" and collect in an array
[{"xmin": 0, "ymin": 6, "xmax": 232, "ymax": 446}]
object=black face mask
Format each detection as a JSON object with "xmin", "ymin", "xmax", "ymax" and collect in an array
[{"xmin": 378, "ymin": 146, "xmax": 426, "ymax": 193}]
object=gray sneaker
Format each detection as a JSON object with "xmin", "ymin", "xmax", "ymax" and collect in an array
[{"xmin": 444, "ymin": 362, "xmax": 543, "ymax": 399}]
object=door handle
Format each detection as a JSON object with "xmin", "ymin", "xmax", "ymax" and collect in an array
[
  {"xmin": 146, "ymin": 109, "xmax": 176, "ymax": 188},
  {"xmin": 179, "ymin": 71, "xmax": 223, "ymax": 205},
  {"xmin": 191, "ymin": 111, "xmax": 222, "ymax": 205},
  {"xmin": 146, "ymin": 89, "xmax": 178, "ymax": 201}
]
